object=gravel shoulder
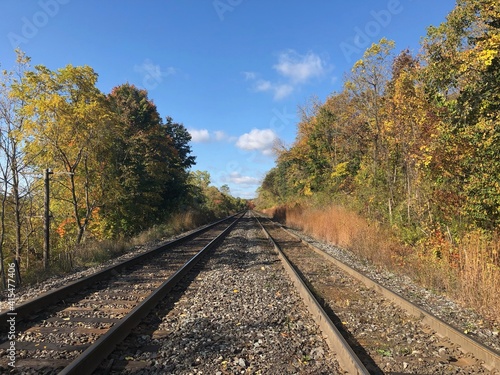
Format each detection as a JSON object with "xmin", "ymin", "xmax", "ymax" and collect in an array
[
  {"xmin": 262, "ymin": 218, "xmax": 492, "ymax": 374},
  {"xmin": 286, "ymin": 226, "xmax": 500, "ymax": 354}
]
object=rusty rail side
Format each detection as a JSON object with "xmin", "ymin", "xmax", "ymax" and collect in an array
[
  {"xmin": 253, "ymin": 213, "xmax": 370, "ymax": 375},
  {"xmin": 59, "ymin": 212, "xmax": 243, "ymax": 375},
  {"xmin": 0, "ymin": 211, "xmax": 243, "ymax": 329},
  {"xmin": 272, "ymin": 216, "xmax": 500, "ymax": 372}
]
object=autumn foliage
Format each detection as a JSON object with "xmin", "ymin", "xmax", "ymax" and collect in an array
[
  {"xmin": 0, "ymin": 53, "xmax": 245, "ymax": 283},
  {"xmin": 257, "ymin": 0, "xmax": 500, "ymax": 320}
]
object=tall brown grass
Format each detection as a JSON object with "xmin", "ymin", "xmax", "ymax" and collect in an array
[
  {"xmin": 454, "ymin": 232, "xmax": 500, "ymax": 317},
  {"xmin": 264, "ymin": 204, "xmax": 500, "ymax": 323}
]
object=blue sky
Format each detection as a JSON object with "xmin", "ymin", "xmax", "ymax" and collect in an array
[{"xmin": 0, "ymin": 0, "xmax": 456, "ymax": 199}]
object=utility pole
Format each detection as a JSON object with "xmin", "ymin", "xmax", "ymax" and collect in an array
[{"xmin": 44, "ymin": 168, "xmax": 53, "ymax": 270}]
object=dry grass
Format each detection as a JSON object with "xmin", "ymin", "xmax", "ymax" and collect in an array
[
  {"xmin": 453, "ymin": 232, "xmax": 500, "ymax": 319},
  {"xmin": 269, "ymin": 204, "xmax": 404, "ymax": 268},
  {"xmin": 131, "ymin": 210, "xmax": 206, "ymax": 246},
  {"xmin": 264, "ymin": 204, "xmax": 500, "ymax": 323}
]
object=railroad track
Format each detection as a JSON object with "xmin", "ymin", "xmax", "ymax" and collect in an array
[
  {"xmin": 92, "ymin": 214, "xmax": 344, "ymax": 374},
  {"xmin": 0, "ymin": 212, "xmax": 243, "ymax": 374},
  {"xmin": 2, "ymin": 210, "xmax": 498, "ymax": 374},
  {"xmin": 253, "ymin": 211, "xmax": 500, "ymax": 374}
]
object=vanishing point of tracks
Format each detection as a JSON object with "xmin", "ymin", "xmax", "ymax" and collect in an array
[{"xmin": 1, "ymin": 211, "xmax": 499, "ymax": 374}]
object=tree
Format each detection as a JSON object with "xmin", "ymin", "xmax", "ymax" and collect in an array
[
  {"xmin": 104, "ymin": 84, "xmax": 194, "ymax": 236},
  {"xmin": 164, "ymin": 116, "xmax": 196, "ymax": 169},
  {"xmin": 220, "ymin": 184, "xmax": 230, "ymax": 195},
  {"xmin": 423, "ymin": 0, "xmax": 500, "ymax": 229},
  {"xmin": 345, "ymin": 38, "xmax": 395, "ymax": 165},
  {"xmin": 0, "ymin": 50, "xmax": 34, "ymax": 267},
  {"xmin": 161, "ymin": 116, "xmax": 196, "ymax": 210},
  {"xmin": 12, "ymin": 63, "xmax": 115, "ymax": 244},
  {"xmin": 383, "ymin": 50, "xmax": 439, "ymax": 228}
]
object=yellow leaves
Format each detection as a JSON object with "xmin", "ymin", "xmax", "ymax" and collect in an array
[
  {"xmin": 363, "ymin": 38, "xmax": 395, "ymax": 59},
  {"xmin": 330, "ymin": 162, "xmax": 349, "ymax": 179},
  {"xmin": 418, "ymin": 145, "xmax": 433, "ymax": 168},
  {"xmin": 353, "ymin": 59, "xmax": 364, "ymax": 70},
  {"xmin": 343, "ymin": 80, "xmax": 355, "ymax": 91},
  {"xmin": 8, "ymin": 128, "xmax": 24, "ymax": 143},
  {"xmin": 302, "ymin": 182, "xmax": 313, "ymax": 197},
  {"xmin": 478, "ymin": 48, "xmax": 498, "ymax": 67}
]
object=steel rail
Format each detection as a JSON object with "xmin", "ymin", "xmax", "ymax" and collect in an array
[
  {"xmin": 0, "ymin": 211, "xmax": 242, "ymax": 329},
  {"xmin": 265, "ymin": 213, "xmax": 500, "ymax": 372},
  {"xmin": 252, "ymin": 212, "xmax": 370, "ymax": 375},
  {"xmin": 58, "ymin": 212, "xmax": 243, "ymax": 375}
]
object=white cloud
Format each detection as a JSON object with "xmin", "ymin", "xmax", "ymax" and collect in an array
[
  {"xmin": 273, "ymin": 84, "xmax": 294, "ymax": 100},
  {"xmin": 236, "ymin": 128, "xmax": 277, "ymax": 156},
  {"xmin": 188, "ymin": 129, "xmax": 233, "ymax": 143},
  {"xmin": 254, "ymin": 80, "xmax": 294, "ymax": 100},
  {"xmin": 225, "ymin": 172, "xmax": 261, "ymax": 186},
  {"xmin": 188, "ymin": 129, "xmax": 210, "ymax": 143},
  {"xmin": 245, "ymin": 50, "xmax": 331, "ymax": 100},
  {"xmin": 255, "ymin": 79, "xmax": 272, "ymax": 91},
  {"xmin": 214, "ymin": 130, "xmax": 231, "ymax": 141},
  {"xmin": 274, "ymin": 50, "xmax": 326, "ymax": 83}
]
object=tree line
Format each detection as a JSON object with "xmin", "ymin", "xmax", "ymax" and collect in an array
[
  {"xmin": 258, "ymin": 0, "xmax": 500, "ymax": 244},
  {"xmin": 0, "ymin": 51, "xmax": 245, "ymax": 280}
]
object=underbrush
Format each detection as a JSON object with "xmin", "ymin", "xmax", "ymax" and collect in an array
[{"xmin": 263, "ymin": 204, "xmax": 500, "ymax": 324}]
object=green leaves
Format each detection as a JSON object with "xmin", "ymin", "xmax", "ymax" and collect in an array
[
  {"xmin": 1, "ymin": 55, "xmax": 199, "ymax": 251},
  {"xmin": 102, "ymin": 84, "xmax": 195, "ymax": 236},
  {"xmin": 12, "ymin": 63, "xmax": 115, "ymax": 243},
  {"xmin": 422, "ymin": 0, "xmax": 500, "ymax": 229}
]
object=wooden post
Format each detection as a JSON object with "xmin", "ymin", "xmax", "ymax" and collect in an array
[{"xmin": 44, "ymin": 168, "xmax": 53, "ymax": 270}]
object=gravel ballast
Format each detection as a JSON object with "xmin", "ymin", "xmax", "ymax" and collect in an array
[
  {"xmin": 3, "ymin": 212, "xmax": 499, "ymax": 373},
  {"xmin": 286, "ymin": 226, "xmax": 500, "ymax": 355},
  {"xmin": 101, "ymin": 215, "xmax": 344, "ymax": 374}
]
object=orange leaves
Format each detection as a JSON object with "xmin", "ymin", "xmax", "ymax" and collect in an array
[{"xmin": 56, "ymin": 217, "xmax": 75, "ymax": 238}]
